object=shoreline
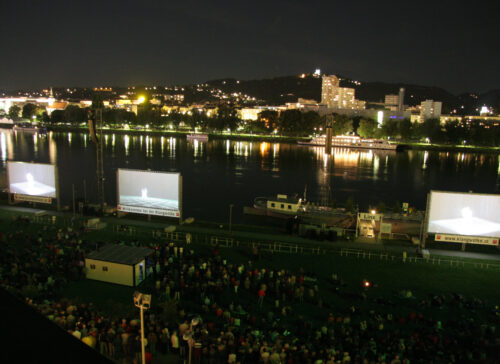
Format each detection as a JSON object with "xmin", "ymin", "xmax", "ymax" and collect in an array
[{"xmin": 40, "ymin": 125, "xmax": 500, "ymax": 153}]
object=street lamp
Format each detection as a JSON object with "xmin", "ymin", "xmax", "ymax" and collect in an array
[
  {"xmin": 183, "ymin": 316, "xmax": 201, "ymax": 364},
  {"xmin": 133, "ymin": 291, "xmax": 152, "ymax": 364}
]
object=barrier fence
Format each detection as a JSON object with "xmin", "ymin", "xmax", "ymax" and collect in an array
[{"xmin": 91, "ymin": 221, "xmax": 500, "ymax": 272}]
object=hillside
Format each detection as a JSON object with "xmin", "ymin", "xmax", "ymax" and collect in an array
[{"xmin": 206, "ymin": 75, "xmax": 499, "ymax": 115}]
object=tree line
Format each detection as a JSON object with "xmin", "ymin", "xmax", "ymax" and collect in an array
[{"xmin": 7, "ymin": 103, "xmax": 500, "ymax": 146}]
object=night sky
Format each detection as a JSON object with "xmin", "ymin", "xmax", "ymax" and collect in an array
[{"xmin": 1, "ymin": 0, "xmax": 498, "ymax": 93}]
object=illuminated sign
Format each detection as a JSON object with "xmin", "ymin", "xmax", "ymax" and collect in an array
[
  {"xmin": 435, "ymin": 234, "xmax": 499, "ymax": 246},
  {"xmin": 359, "ymin": 212, "xmax": 382, "ymax": 221}
]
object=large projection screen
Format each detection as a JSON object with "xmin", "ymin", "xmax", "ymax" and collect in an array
[
  {"xmin": 117, "ymin": 169, "xmax": 181, "ymax": 218},
  {"xmin": 427, "ymin": 191, "xmax": 500, "ymax": 238},
  {"xmin": 7, "ymin": 161, "xmax": 56, "ymax": 203}
]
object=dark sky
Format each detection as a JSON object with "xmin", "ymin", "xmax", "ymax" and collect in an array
[{"xmin": 1, "ymin": 0, "xmax": 498, "ymax": 93}]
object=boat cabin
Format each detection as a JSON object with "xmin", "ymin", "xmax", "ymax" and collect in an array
[{"xmin": 267, "ymin": 194, "xmax": 302, "ymax": 214}]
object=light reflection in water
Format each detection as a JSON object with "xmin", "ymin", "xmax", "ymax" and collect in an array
[
  {"xmin": 373, "ymin": 154, "xmax": 379, "ymax": 177},
  {"xmin": 193, "ymin": 139, "xmax": 199, "ymax": 157},
  {"xmin": 169, "ymin": 137, "xmax": 176, "ymax": 159},
  {"xmin": 124, "ymin": 135, "xmax": 130, "ymax": 155},
  {"xmin": 68, "ymin": 132, "xmax": 72, "ymax": 145},
  {"xmin": 273, "ymin": 143, "xmax": 279, "ymax": 159},
  {"xmin": 226, "ymin": 140, "xmax": 230, "ymax": 155},
  {"xmin": 33, "ymin": 134, "xmax": 38, "ymax": 156},
  {"xmin": 49, "ymin": 132, "xmax": 57, "ymax": 164},
  {"xmin": 1, "ymin": 132, "xmax": 7, "ymax": 162},
  {"xmin": 161, "ymin": 136, "xmax": 164, "ymax": 156},
  {"xmin": 422, "ymin": 151, "xmax": 428, "ymax": 170},
  {"xmin": 260, "ymin": 142, "xmax": 269, "ymax": 157}
]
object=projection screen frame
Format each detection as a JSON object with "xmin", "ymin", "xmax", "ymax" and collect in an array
[
  {"xmin": 426, "ymin": 190, "xmax": 500, "ymax": 240},
  {"xmin": 116, "ymin": 168, "xmax": 182, "ymax": 219},
  {"xmin": 6, "ymin": 161, "xmax": 59, "ymax": 205}
]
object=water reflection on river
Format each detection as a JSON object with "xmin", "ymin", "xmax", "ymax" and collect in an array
[{"xmin": 1, "ymin": 128, "xmax": 500, "ymax": 222}]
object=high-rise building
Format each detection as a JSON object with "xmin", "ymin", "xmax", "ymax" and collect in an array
[
  {"xmin": 385, "ymin": 94, "xmax": 399, "ymax": 111},
  {"xmin": 420, "ymin": 100, "xmax": 442, "ymax": 121},
  {"xmin": 398, "ymin": 88, "xmax": 405, "ymax": 112},
  {"xmin": 321, "ymin": 75, "xmax": 340, "ymax": 105},
  {"xmin": 321, "ymin": 75, "xmax": 365, "ymax": 110}
]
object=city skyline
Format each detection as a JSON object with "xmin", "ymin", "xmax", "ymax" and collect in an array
[{"xmin": 1, "ymin": 0, "xmax": 498, "ymax": 93}]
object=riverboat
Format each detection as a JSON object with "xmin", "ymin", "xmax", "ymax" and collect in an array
[
  {"xmin": 186, "ymin": 133, "xmax": 209, "ymax": 141},
  {"xmin": 13, "ymin": 124, "xmax": 47, "ymax": 134},
  {"xmin": 298, "ymin": 135, "xmax": 398, "ymax": 151},
  {"xmin": 245, "ymin": 194, "xmax": 355, "ymax": 229}
]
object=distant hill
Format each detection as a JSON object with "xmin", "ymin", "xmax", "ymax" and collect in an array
[{"xmin": 206, "ymin": 75, "xmax": 499, "ymax": 115}]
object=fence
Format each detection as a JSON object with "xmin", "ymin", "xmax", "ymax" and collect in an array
[{"xmin": 109, "ymin": 224, "xmax": 500, "ymax": 271}]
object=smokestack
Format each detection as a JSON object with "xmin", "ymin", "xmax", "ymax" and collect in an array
[{"xmin": 398, "ymin": 88, "xmax": 405, "ymax": 112}]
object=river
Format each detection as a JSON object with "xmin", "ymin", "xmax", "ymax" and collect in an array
[{"xmin": 1, "ymin": 129, "xmax": 500, "ymax": 222}]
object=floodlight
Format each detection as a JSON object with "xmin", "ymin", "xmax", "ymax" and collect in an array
[
  {"xmin": 191, "ymin": 316, "xmax": 200, "ymax": 326},
  {"xmin": 142, "ymin": 294, "xmax": 152, "ymax": 309},
  {"xmin": 133, "ymin": 291, "xmax": 142, "ymax": 307}
]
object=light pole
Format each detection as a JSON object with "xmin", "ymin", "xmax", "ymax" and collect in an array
[
  {"xmin": 133, "ymin": 291, "xmax": 152, "ymax": 364},
  {"xmin": 229, "ymin": 204, "xmax": 234, "ymax": 234},
  {"xmin": 183, "ymin": 316, "xmax": 200, "ymax": 364}
]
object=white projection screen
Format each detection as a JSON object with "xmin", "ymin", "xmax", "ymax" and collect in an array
[
  {"xmin": 7, "ymin": 161, "xmax": 57, "ymax": 203},
  {"xmin": 117, "ymin": 169, "xmax": 181, "ymax": 218},
  {"xmin": 427, "ymin": 191, "xmax": 500, "ymax": 238}
]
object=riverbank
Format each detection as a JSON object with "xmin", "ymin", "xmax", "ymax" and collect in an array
[
  {"xmin": 399, "ymin": 141, "xmax": 500, "ymax": 153},
  {"xmin": 45, "ymin": 125, "xmax": 308, "ymax": 143},
  {"xmin": 42, "ymin": 125, "xmax": 500, "ymax": 153}
]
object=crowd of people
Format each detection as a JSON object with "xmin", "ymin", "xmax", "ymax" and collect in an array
[{"xmin": 1, "ymin": 215, "xmax": 499, "ymax": 363}]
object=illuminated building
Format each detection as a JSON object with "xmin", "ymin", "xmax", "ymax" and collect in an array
[
  {"xmin": 385, "ymin": 94, "xmax": 399, "ymax": 111},
  {"xmin": 420, "ymin": 100, "xmax": 442, "ymax": 121},
  {"xmin": 321, "ymin": 75, "xmax": 365, "ymax": 110}
]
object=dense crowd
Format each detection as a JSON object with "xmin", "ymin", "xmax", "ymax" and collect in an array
[{"xmin": 1, "ymin": 215, "xmax": 499, "ymax": 363}]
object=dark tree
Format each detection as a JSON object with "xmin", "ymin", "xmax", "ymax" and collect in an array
[
  {"xmin": 357, "ymin": 118, "xmax": 378, "ymax": 138},
  {"xmin": 419, "ymin": 118, "xmax": 443, "ymax": 142},
  {"xmin": 330, "ymin": 114, "xmax": 353, "ymax": 135},
  {"xmin": 50, "ymin": 110, "xmax": 65, "ymax": 124},
  {"xmin": 64, "ymin": 105, "xmax": 87, "ymax": 125},
  {"xmin": 22, "ymin": 103, "xmax": 37, "ymax": 120},
  {"xmin": 8, "ymin": 105, "xmax": 21, "ymax": 120},
  {"xmin": 398, "ymin": 119, "xmax": 413, "ymax": 140},
  {"xmin": 380, "ymin": 119, "xmax": 399, "ymax": 138},
  {"xmin": 302, "ymin": 111, "xmax": 321, "ymax": 135},
  {"xmin": 258, "ymin": 110, "xmax": 279, "ymax": 131},
  {"xmin": 279, "ymin": 109, "xmax": 303, "ymax": 135}
]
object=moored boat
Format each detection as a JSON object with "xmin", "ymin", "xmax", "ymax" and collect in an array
[
  {"xmin": 186, "ymin": 133, "xmax": 209, "ymax": 141},
  {"xmin": 298, "ymin": 135, "xmax": 398, "ymax": 151},
  {"xmin": 13, "ymin": 124, "xmax": 47, "ymax": 134}
]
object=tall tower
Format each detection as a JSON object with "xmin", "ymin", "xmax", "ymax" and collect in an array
[{"xmin": 398, "ymin": 88, "xmax": 405, "ymax": 112}]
